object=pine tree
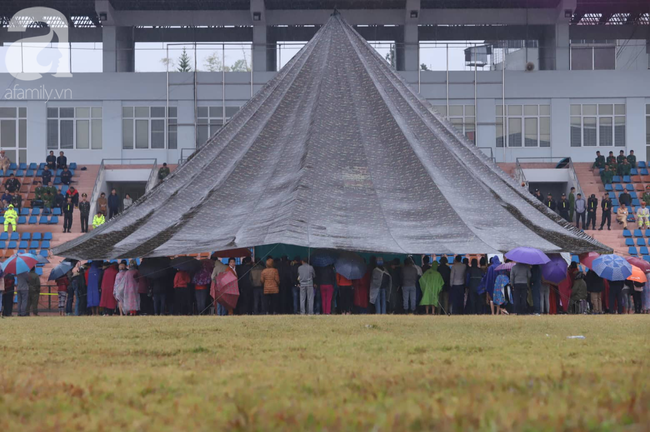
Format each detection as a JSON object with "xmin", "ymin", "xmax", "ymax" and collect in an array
[{"xmin": 177, "ymin": 48, "xmax": 192, "ymax": 72}]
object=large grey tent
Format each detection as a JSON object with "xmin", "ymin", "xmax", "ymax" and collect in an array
[{"xmin": 54, "ymin": 13, "xmax": 610, "ymax": 260}]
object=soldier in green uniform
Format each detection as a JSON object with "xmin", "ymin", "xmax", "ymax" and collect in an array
[
  {"xmin": 618, "ymin": 158, "xmax": 631, "ymax": 177},
  {"xmin": 592, "ymin": 151, "xmax": 605, "ymax": 170},
  {"xmin": 34, "ymin": 181, "xmax": 46, "ymax": 201},
  {"xmin": 606, "ymin": 151, "xmax": 617, "ymax": 170},
  {"xmin": 627, "ymin": 150, "xmax": 637, "ymax": 169},
  {"xmin": 568, "ymin": 187, "xmax": 576, "ymax": 221},
  {"xmin": 600, "ymin": 165, "xmax": 614, "ymax": 185},
  {"xmin": 43, "ymin": 190, "xmax": 54, "ymax": 209},
  {"xmin": 642, "ymin": 186, "xmax": 650, "ymax": 206},
  {"xmin": 617, "ymin": 150, "xmax": 626, "ymax": 165}
]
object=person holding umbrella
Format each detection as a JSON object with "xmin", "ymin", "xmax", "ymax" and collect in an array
[
  {"xmin": 55, "ymin": 274, "xmax": 70, "ymax": 316},
  {"xmin": 510, "ymin": 262, "xmax": 531, "ymax": 315},
  {"xmin": 26, "ymin": 267, "xmax": 41, "ymax": 316},
  {"xmin": 590, "ymin": 255, "xmax": 632, "ymax": 314}
]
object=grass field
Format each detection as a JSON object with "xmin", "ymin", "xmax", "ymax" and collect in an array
[{"xmin": 1, "ymin": 316, "xmax": 649, "ymax": 431}]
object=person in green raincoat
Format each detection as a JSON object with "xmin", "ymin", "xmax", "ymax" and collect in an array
[{"xmin": 419, "ymin": 261, "xmax": 444, "ymax": 315}]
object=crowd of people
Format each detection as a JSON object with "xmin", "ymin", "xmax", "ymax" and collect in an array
[
  {"xmin": 532, "ymin": 150, "xmax": 649, "ymax": 232},
  {"xmin": 3, "ymin": 252, "xmax": 649, "ymax": 318}
]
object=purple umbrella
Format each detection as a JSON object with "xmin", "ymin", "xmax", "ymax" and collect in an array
[
  {"xmin": 505, "ymin": 247, "xmax": 550, "ymax": 265},
  {"xmin": 495, "ymin": 262, "xmax": 515, "ymax": 272},
  {"xmin": 541, "ymin": 254, "xmax": 568, "ymax": 284}
]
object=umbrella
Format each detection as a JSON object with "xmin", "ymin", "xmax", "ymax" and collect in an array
[
  {"xmin": 310, "ymin": 250, "xmax": 338, "ymax": 267},
  {"xmin": 627, "ymin": 265, "xmax": 647, "ymax": 283},
  {"xmin": 22, "ymin": 253, "xmax": 50, "ymax": 265},
  {"xmin": 193, "ymin": 259, "xmax": 215, "ymax": 286},
  {"xmin": 541, "ymin": 254, "xmax": 568, "ymax": 284},
  {"xmin": 495, "ymin": 262, "xmax": 516, "ymax": 272},
  {"xmin": 626, "ymin": 256, "xmax": 650, "ymax": 274},
  {"xmin": 48, "ymin": 260, "xmax": 76, "ymax": 281},
  {"xmin": 579, "ymin": 252, "xmax": 600, "ymax": 269},
  {"xmin": 170, "ymin": 256, "xmax": 201, "ymax": 273},
  {"xmin": 2, "ymin": 253, "xmax": 38, "ymax": 275},
  {"xmin": 505, "ymin": 247, "xmax": 550, "ymax": 265},
  {"xmin": 210, "ymin": 270, "xmax": 239, "ymax": 310},
  {"xmin": 138, "ymin": 257, "xmax": 172, "ymax": 280},
  {"xmin": 335, "ymin": 252, "xmax": 367, "ymax": 280},
  {"xmin": 591, "ymin": 254, "xmax": 633, "ymax": 281}
]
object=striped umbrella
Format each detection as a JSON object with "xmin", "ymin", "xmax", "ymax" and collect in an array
[
  {"xmin": 2, "ymin": 253, "xmax": 38, "ymax": 275},
  {"xmin": 591, "ymin": 254, "xmax": 633, "ymax": 281}
]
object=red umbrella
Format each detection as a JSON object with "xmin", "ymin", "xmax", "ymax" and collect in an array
[
  {"xmin": 579, "ymin": 252, "xmax": 600, "ymax": 270},
  {"xmin": 626, "ymin": 257, "xmax": 650, "ymax": 274},
  {"xmin": 210, "ymin": 270, "xmax": 239, "ymax": 310}
]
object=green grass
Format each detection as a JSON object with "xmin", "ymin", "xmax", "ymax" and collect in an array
[{"xmin": 1, "ymin": 316, "xmax": 649, "ymax": 431}]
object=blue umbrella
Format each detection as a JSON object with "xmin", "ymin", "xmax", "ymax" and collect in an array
[
  {"xmin": 310, "ymin": 250, "xmax": 338, "ymax": 267},
  {"xmin": 1, "ymin": 253, "xmax": 38, "ymax": 275},
  {"xmin": 335, "ymin": 252, "xmax": 367, "ymax": 280},
  {"xmin": 505, "ymin": 247, "xmax": 550, "ymax": 265},
  {"xmin": 48, "ymin": 260, "xmax": 76, "ymax": 281},
  {"xmin": 591, "ymin": 254, "xmax": 633, "ymax": 281}
]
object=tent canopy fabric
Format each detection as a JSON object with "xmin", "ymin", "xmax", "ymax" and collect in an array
[{"xmin": 53, "ymin": 13, "xmax": 611, "ymax": 260}]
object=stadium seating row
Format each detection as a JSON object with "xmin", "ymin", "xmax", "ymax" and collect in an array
[
  {"xmin": 0, "ymin": 216, "xmax": 59, "ymax": 224},
  {"xmin": 0, "ymin": 232, "xmax": 53, "ymax": 241}
]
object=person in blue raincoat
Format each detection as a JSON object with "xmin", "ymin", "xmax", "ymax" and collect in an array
[
  {"xmin": 478, "ymin": 256, "xmax": 501, "ymax": 315},
  {"xmin": 86, "ymin": 261, "xmax": 103, "ymax": 315}
]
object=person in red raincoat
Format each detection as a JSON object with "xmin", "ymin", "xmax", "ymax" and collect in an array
[
  {"xmin": 352, "ymin": 269, "xmax": 371, "ymax": 314},
  {"xmin": 99, "ymin": 262, "xmax": 119, "ymax": 315}
]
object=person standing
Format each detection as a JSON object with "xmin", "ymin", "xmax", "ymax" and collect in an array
[
  {"xmin": 26, "ymin": 267, "xmax": 41, "ymax": 316},
  {"xmin": 352, "ymin": 266, "xmax": 371, "ymax": 314},
  {"xmin": 592, "ymin": 151, "xmax": 605, "ymax": 169},
  {"xmin": 317, "ymin": 265, "xmax": 336, "ymax": 314},
  {"xmin": 558, "ymin": 193, "xmax": 570, "ymax": 221},
  {"xmin": 250, "ymin": 259, "xmax": 264, "ymax": 315},
  {"xmin": 636, "ymin": 201, "xmax": 650, "ymax": 229},
  {"xmin": 598, "ymin": 194, "xmax": 612, "ymax": 231},
  {"xmin": 530, "ymin": 264, "xmax": 542, "ymax": 315},
  {"xmin": 0, "ymin": 150, "xmax": 11, "ymax": 173},
  {"xmin": 260, "ymin": 257, "xmax": 280, "ymax": 314},
  {"xmin": 533, "ymin": 189, "xmax": 543, "ymax": 202},
  {"xmin": 608, "ymin": 279, "xmax": 624, "ymax": 314},
  {"xmin": 123, "ymin": 193, "xmax": 133, "ymax": 210},
  {"xmin": 55, "ymin": 275, "xmax": 69, "ymax": 316},
  {"xmin": 15, "ymin": 271, "xmax": 29, "ymax": 317},
  {"xmin": 62, "ymin": 197, "xmax": 74, "ymax": 233},
  {"xmin": 121, "ymin": 260, "xmax": 141, "ymax": 315},
  {"xmin": 419, "ymin": 262, "xmax": 444, "ymax": 315},
  {"xmin": 235, "ymin": 257, "xmax": 253, "ymax": 315},
  {"xmin": 369, "ymin": 257, "xmax": 391, "ymax": 314},
  {"xmin": 86, "ymin": 261, "xmax": 102, "ymax": 315},
  {"xmin": 298, "ymin": 258, "xmax": 316, "ymax": 315},
  {"xmin": 466, "ymin": 259, "xmax": 485, "ymax": 314},
  {"xmin": 65, "ymin": 185, "xmax": 79, "ymax": 207},
  {"xmin": 568, "ymin": 187, "xmax": 576, "ymax": 222},
  {"xmin": 46, "ymin": 150, "xmax": 56, "ymax": 170},
  {"xmin": 586, "ymin": 194, "xmax": 598, "ymax": 230},
  {"xmin": 449, "ymin": 255, "xmax": 467, "ymax": 315},
  {"xmin": 401, "ymin": 257, "xmax": 419, "ymax": 314},
  {"xmin": 544, "ymin": 193, "xmax": 556, "ymax": 212},
  {"xmin": 574, "ymin": 193, "xmax": 586, "ymax": 230},
  {"xmin": 107, "ymin": 189, "xmax": 120, "ymax": 219},
  {"xmin": 99, "ymin": 262, "xmax": 118, "ymax": 315},
  {"xmin": 56, "ymin": 151, "xmax": 67, "ymax": 169},
  {"xmin": 2, "ymin": 273, "xmax": 14, "ymax": 316},
  {"xmin": 112, "ymin": 261, "xmax": 128, "ymax": 316},
  {"xmin": 616, "ymin": 203, "xmax": 629, "ymax": 229},
  {"xmin": 173, "ymin": 269, "xmax": 191, "ymax": 315},
  {"xmin": 97, "ymin": 192, "xmax": 108, "ymax": 215},
  {"xmin": 437, "ymin": 256, "xmax": 451, "ymax": 315},
  {"xmin": 510, "ymin": 262, "xmax": 531, "ymax": 315},
  {"xmin": 338, "ymin": 272, "xmax": 354, "ymax": 315},
  {"xmin": 79, "ymin": 193, "xmax": 90, "ymax": 233}
]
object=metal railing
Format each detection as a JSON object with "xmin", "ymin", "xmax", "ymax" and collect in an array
[
  {"xmin": 145, "ymin": 160, "xmax": 159, "ymax": 192},
  {"xmin": 477, "ymin": 146, "xmax": 495, "ymax": 163},
  {"xmin": 515, "ymin": 157, "xmax": 583, "ymax": 197},
  {"xmin": 179, "ymin": 148, "xmax": 196, "ymax": 165}
]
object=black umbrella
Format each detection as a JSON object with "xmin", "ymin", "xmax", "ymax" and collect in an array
[
  {"xmin": 170, "ymin": 256, "xmax": 201, "ymax": 273},
  {"xmin": 138, "ymin": 257, "xmax": 173, "ymax": 279}
]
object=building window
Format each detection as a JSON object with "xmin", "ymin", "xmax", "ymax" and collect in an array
[
  {"xmin": 0, "ymin": 107, "xmax": 27, "ymax": 164},
  {"xmin": 496, "ymin": 104, "xmax": 550, "ymax": 148},
  {"xmin": 570, "ymin": 42, "xmax": 615, "ymax": 71},
  {"xmin": 47, "ymin": 107, "xmax": 102, "ymax": 150},
  {"xmin": 196, "ymin": 106, "xmax": 240, "ymax": 147},
  {"xmin": 431, "ymin": 105, "xmax": 475, "ymax": 144},
  {"xmin": 570, "ymin": 104, "xmax": 625, "ymax": 147},
  {"xmin": 123, "ymin": 107, "xmax": 177, "ymax": 150}
]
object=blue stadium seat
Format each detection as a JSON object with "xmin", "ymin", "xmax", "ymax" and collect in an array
[
  {"xmin": 42, "ymin": 208, "xmax": 51, "ymax": 215},
  {"xmin": 69, "ymin": 162, "xmax": 77, "ymax": 169},
  {"xmin": 41, "ymin": 240, "xmax": 51, "ymax": 248},
  {"xmin": 56, "ymin": 169, "xmax": 62, "ymax": 176},
  {"xmin": 38, "ymin": 162, "xmax": 45, "ymax": 169},
  {"xmin": 605, "ymin": 184, "xmax": 613, "ymax": 191},
  {"xmin": 638, "ymin": 238, "xmax": 647, "ymax": 246},
  {"xmin": 20, "ymin": 232, "xmax": 30, "ymax": 240},
  {"xmin": 26, "ymin": 170, "xmax": 34, "ymax": 176},
  {"xmin": 615, "ymin": 184, "xmax": 624, "ymax": 191},
  {"xmin": 36, "ymin": 169, "xmax": 43, "ymax": 177},
  {"xmin": 38, "ymin": 216, "xmax": 48, "ymax": 224},
  {"xmin": 39, "ymin": 250, "xmax": 48, "ymax": 257},
  {"xmin": 633, "ymin": 199, "xmax": 641, "ymax": 206},
  {"xmin": 613, "ymin": 206, "xmax": 619, "ymax": 215},
  {"xmin": 626, "ymin": 184, "xmax": 634, "ymax": 191},
  {"xmin": 7, "ymin": 241, "xmax": 16, "ymax": 249},
  {"xmin": 18, "ymin": 163, "xmax": 26, "ymax": 170},
  {"xmin": 19, "ymin": 208, "xmax": 29, "ymax": 216},
  {"xmin": 608, "ymin": 192, "xmax": 616, "ymax": 199},
  {"xmin": 0, "ymin": 232, "xmax": 7, "ymax": 241},
  {"xmin": 28, "ymin": 216, "xmax": 37, "ymax": 224},
  {"xmin": 630, "ymin": 192, "xmax": 638, "ymax": 198},
  {"xmin": 645, "ymin": 255, "xmax": 650, "ymax": 263},
  {"xmin": 53, "ymin": 177, "xmax": 61, "ymax": 185},
  {"xmin": 15, "ymin": 170, "xmax": 24, "ymax": 177},
  {"xmin": 32, "ymin": 233, "xmax": 41, "ymax": 240},
  {"xmin": 69, "ymin": 169, "xmax": 75, "ymax": 176},
  {"xmin": 623, "ymin": 176, "xmax": 631, "ymax": 183},
  {"xmin": 0, "ymin": 216, "xmax": 5, "ymax": 224},
  {"xmin": 646, "ymin": 229, "xmax": 650, "ymax": 237},
  {"xmin": 29, "ymin": 240, "xmax": 39, "ymax": 249},
  {"xmin": 61, "ymin": 185, "xmax": 69, "ymax": 195},
  {"xmin": 623, "ymin": 229, "xmax": 632, "ymax": 238},
  {"xmin": 31, "ymin": 208, "xmax": 40, "ymax": 215},
  {"xmin": 28, "ymin": 163, "xmax": 37, "ymax": 170},
  {"xmin": 0, "ymin": 170, "xmax": 4, "ymax": 177},
  {"xmin": 48, "ymin": 216, "xmax": 58, "ymax": 224},
  {"xmin": 17, "ymin": 216, "xmax": 26, "ymax": 224},
  {"xmin": 52, "ymin": 208, "xmax": 61, "ymax": 216},
  {"xmin": 630, "ymin": 169, "xmax": 638, "ymax": 176},
  {"xmin": 640, "ymin": 247, "xmax": 649, "ymax": 255},
  {"xmin": 629, "ymin": 247, "xmax": 638, "ymax": 256},
  {"xmin": 626, "ymin": 238, "xmax": 635, "ymax": 246},
  {"xmin": 0, "ymin": 241, "xmax": 5, "ymax": 249},
  {"xmin": 6, "ymin": 170, "xmax": 15, "ymax": 176},
  {"xmin": 18, "ymin": 240, "xmax": 27, "ymax": 249},
  {"xmin": 634, "ymin": 229, "xmax": 643, "ymax": 237},
  {"xmin": 642, "ymin": 169, "xmax": 649, "ymax": 176},
  {"xmin": 9, "ymin": 163, "xmax": 16, "ymax": 170},
  {"xmin": 612, "ymin": 176, "xmax": 621, "ymax": 183},
  {"xmin": 611, "ymin": 199, "xmax": 619, "ymax": 206},
  {"xmin": 9, "ymin": 232, "xmax": 18, "ymax": 241},
  {"xmin": 43, "ymin": 232, "xmax": 53, "ymax": 240}
]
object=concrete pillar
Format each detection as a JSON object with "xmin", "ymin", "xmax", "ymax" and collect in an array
[
  {"xmin": 396, "ymin": 25, "xmax": 419, "ymax": 72},
  {"xmin": 102, "ymin": 26, "xmax": 134, "ymax": 72},
  {"xmin": 539, "ymin": 23, "xmax": 570, "ymax": 71},
  {"xmin": 252, "ymin": 25, "xmax": 269, "ymax": 72},
  {"xmin": 625, "ymin": 98, "xmax": 646, "ymax": 160}
]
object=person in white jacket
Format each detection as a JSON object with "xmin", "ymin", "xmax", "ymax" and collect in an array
[{"xmin": 637, "ymin": 202, "xmax": 650, "ymax": 228}]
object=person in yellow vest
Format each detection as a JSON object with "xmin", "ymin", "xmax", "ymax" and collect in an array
[
  {"xmin": 92, "ymin": 211, "xmax": 106, "ymax": 229},
  {"xmin": 4, "ymin": 203, "xmax": 17, "ymax": 233},
  {"xmin": 637, "ymin": 202, "xmax": 650, "ymax": 229}
]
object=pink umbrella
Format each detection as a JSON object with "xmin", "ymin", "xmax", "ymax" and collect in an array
[
  {"xmin": 210, "ymin": 270, "xmax": 239, "ymax": 310},
  {"xmin": 495, "ymin": 262, "xmax": 515, "ymax": 272},
  {"xmin": 579, "ymin": 252, "xmax": 600, "ymax": 270}
]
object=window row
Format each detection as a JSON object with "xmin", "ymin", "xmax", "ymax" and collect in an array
[
  {"xmin": 496, "ymin": 105, "xmax": 550, "ymax": 148},
  {"xmin": 47, "ymin": 107, "xmax": 102, "ymax": 150},
  {"xmin": 196, "ymin": 106, "xmax": 240, "ymax": 147},
  {"xmin": 570, "ymin": 104, "xmax": 625, "ymax": 147},
  {"xmin": 122, "ymin": 107, "xmax": 178, "ymax": 150}
]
